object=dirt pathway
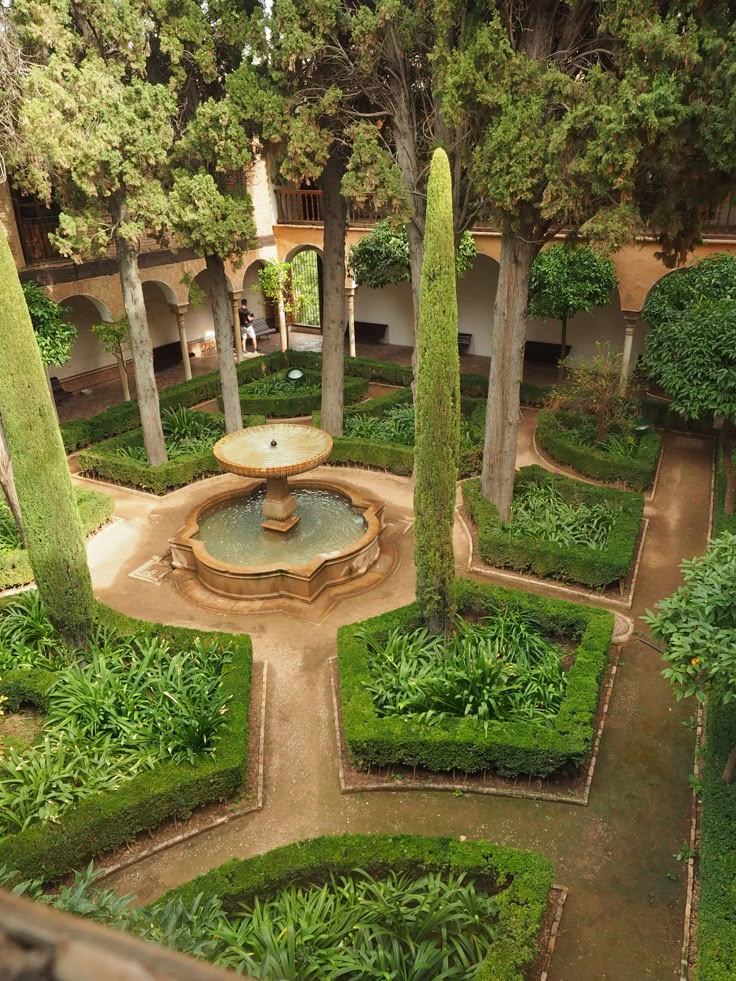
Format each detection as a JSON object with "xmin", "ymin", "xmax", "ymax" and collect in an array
[{"xmin": 98, "ymin": 427, "xmax": 714, "ymax": 980}]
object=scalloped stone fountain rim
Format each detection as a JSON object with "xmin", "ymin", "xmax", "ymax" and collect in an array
[{"xmin": 169, "ymin": 479, "xmax": 384, "ymax": 602}]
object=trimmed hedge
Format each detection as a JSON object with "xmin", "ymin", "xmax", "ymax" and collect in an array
[
  {"xmin": 537, "ymin": 409, "xmax": 661, "ymax": 490},
  {"xmin": 463, "ymin": 465, "xmax": 644, "ymax": 589},
  {"xmin": 226, "ymin": 369, "xmax": 369, "ymax": 418},
  {"xmin": 0, "ymin": 488, "xmax": 115, "ymax": 590},
  {"xmin": 339, "ymin": 577, "xmax": 613, "ymax": 777},
  {"xmin": 78, "ymin": 412, "xmax": 267, "ymax": 493},
  {"xmin": 696, "ymin": 704, "xmax": 736, "ymax": 980},
  {"xmin": 714, "ymin": 448, "xmax": 736, "ymax": 537},
  {"xmin": 158, "ymin": 833, "xmax": 553, "ymax": 981},
  {"xmin": 60, "ymin": 353, "xmax": 284, "ymax": 452},
  {"xmin": 0, "ymin": 602, "xmax": 252, "ymax": 883}
]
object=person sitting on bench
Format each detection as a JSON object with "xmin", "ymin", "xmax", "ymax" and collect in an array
[{"xmin": 239, "ymin": 298, "xmax": 257, "ymax": 354}]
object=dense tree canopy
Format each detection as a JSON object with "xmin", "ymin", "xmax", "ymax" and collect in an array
[
  {"xmin": 349, "ymin": 222, "xmax": 477, "ymax": 290},
  {"xmin": 21, "ymin": 282, "xmax": 77, "ymax": 367}
]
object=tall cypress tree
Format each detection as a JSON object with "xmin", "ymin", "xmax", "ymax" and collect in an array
[
  {"xmin": 0, "ymin": 226, "xmax": 94, "ymax": 644},
  {"xmin": 413, "ymin": 149, "xmax": 460, "ymax": 635}
]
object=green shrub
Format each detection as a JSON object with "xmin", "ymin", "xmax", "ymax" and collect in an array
[
  {"xmin": 60, "ymin": 352, "xmax": 285, "ymax": 452},
  {"xmin": 696, "ymin": 703, "xmax": 736, "ymax": 980},
  {"xmin": 463, "ymin": 466, "xmax": 643, "ymax": 589},
  {"xmin": 159, "ymin": 833, "xmax": 554, "ymax": 981},
  {"xmin": 537, "ymin": 409, "xmax": 661, "ymax": 490},
  {"xmin": 0, "ymin": 488, "xmax": 114, "ymax": 591},
  {"xmin": 78, "ymin": 412, "xmax": 267, "ymax": 493},
  {"xmin": 339, "ymin": 578, "xmax": 613, "ymax": 777},
  {"xmin": 714, "ymin": 448, "xmax": 736, "ymax": 536},
  {"xmin": 0, "ymin": 601, "xmax": 251, "ymax": 883},
  {"xmin": 226, "ymin": 369, "xmax": 369, "ymax": 418}
]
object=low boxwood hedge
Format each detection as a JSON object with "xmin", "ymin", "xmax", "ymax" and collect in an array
[
  {"xmin": 225, "ymin": 369, "xmax": 369, "ymax": 418},
  {"xmin": 77, "ymin": 412, "xmax": 267, "ymax": 493},
  {"xmin": 0, "ymin": 603, "xmax": 252, "ymax": 883},
  {"xmin": 339, "ymin": 577, "xmax": 613, "ymax": 777},
  {"xmin": 0, "ymin": 488, "xmax": 115, "ymax": 590},
  {"xmin": 60, "ymin": 352, "xmax": 284, "ymax": 452},
  {"xmin": 462, "ymin": 465, "xmax": 644, "ymax": 589},
  {"xmin": 536, "ymin": 409, "xmax": 661, "ymax": 490},
  {"xmin": 158, "ymin": 833, "xmax": 553, "ymax": 981},
  {"xmin": 696, "ymin": 703, "xmax": 736, "ymax": 980}
]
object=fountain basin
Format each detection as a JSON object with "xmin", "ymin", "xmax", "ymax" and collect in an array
[{"xmin": 169, "ymin": 480, "xmax": 384, "ymax": 602}]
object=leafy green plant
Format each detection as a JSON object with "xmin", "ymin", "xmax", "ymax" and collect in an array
[
  {"xmin": 504, "ymin": 482, "xmax": 621, "ymax": 552},
  {"xmin": 362, "ymin": 610, "xmax": 568, "ymax": 729},
  {"xmin": 345, "ymin": 402, "xmax": 480, "ymax": 449},
  {"xmin": 21, "ymin": 281, "xmax": 77, "ymax": 367},
  {"xmin": 246, "ymin": 376, "xmax": 321, "ymax": 397},
  {"xmin": 0, "ymin": 503, "xmax": 22, "ymax": 553},
  {"xmin": 0, "ymin": 591, "xmax": 61, "ymax": 669},
  {"xmin": 114, "ymin": 408, "xmax": 223, "ymax": 463}
]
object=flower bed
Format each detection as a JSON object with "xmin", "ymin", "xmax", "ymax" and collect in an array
[
  {"xmin": 78, "ymin": 410, "xmax": 266, "ymax": 493},
  {"xmin": 158, "ymin": 833, "xmax": 554, "ymax": 981},
  {"xmin": 463, "ymin": 465, "xmax": 644, "ymax": 589},
  {"xmin": 0, "ymin": 596, "xmax": 252, "ymax": 883},
  {"xmin": 536, "ymin": 408, "xmax": 661, "ymax": 490},
  {"xmin": 225, "ymin": 368, "xmax": 369, "ymax": 418},
  {"xmin": 338, "ymin": 578, "xmax": 613, "ymax": 777},
  {"xmin": 0, "ymin": 488, "xmax": 114, "ymax": 590}
]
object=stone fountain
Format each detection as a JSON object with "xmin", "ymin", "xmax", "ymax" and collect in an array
[
  {"xmin": 169, "ymin": 423, "xmax": 384, "ymax": 602},
  {"xmin": 212, "ymin": 424, "xmax": 333, "ymax": 532}
]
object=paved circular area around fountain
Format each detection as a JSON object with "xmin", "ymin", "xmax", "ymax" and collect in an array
[{"xmin": 80, "ymin": 412, "xmax": 713, "ymax": 980}]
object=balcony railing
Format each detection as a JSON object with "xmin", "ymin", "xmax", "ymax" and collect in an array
[{"xmin": 275, "ymin": 188, "xmax": 386, "ymax": 227}]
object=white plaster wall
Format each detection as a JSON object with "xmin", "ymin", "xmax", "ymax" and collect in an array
[
  {"xmin": 354, "ymin": 280, "xmax": 414, "ymax": 347},
  {"xmin": 184, "ymin": 271, "xmax": 216, "ymax": 342},
  {"xmin": 55, "ymin": 296, "xmax": 111, "ymax": 380},
  {"xmin": 142, "ymin": 284, "xmax": 178, "ymax": 347},
  {"xmin": 457, "ymin": 256, "xmax": 498, "ymax": 356},
  {"xmin": 525, "ymin": 288, "xmax": 628, "ymax": 361},
  {"xmin": 250, "ymin": 158, "xmax": 276, "ymax": 237}
]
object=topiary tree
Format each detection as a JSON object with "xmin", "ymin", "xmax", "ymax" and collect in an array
[
  {"xmin": 528, "ymin": 245, "xmax": 617, "ymax": 380},
  {"xmin": 0, "ymin": 225, "xmax": 94, "ymax": 645},
  {"xmin": 547, "ymin": 343, "xmax": 637, "ymax": 443},
  {"xmin": 413, "ymin": 148, "xmax": 460, "ymax": 635},
  {"xmin": 644, "ymin": 533, "xmax": 736, "ymax": 783},
  {"xmin": 642, "ymin": 259, "xmax": 736, "ymax": 512},
  {"xmin": 91, "ymin": 317, "xmax": 131, "ymax": 402}
]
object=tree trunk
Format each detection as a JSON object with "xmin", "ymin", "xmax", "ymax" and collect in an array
[
  {"xmin": 721, "ymin": 421, "xmax": 735, "ymax": 514},
  {"xmin": 277, "ymin": 294, "xmax": 288, "ymax": 353},
  {"xmin": 112, "ymin": 203, "xmax": 167, "ymax": 466},
  {"xmin": 116, "ymin": 349, "xmax": 131, "ymax": 401},
  {"xmin": 481, "ymin": 231, "xmax": 538, "ymax": 522},
  {"xmin": 558, "ymin": 315, "xmax": 567, "ymax": 382},
  {"xmin": 0, "ymin": 416, "xmax": 24, "ymax": 544},
  {"xmin": 723, "ymin": 745, "xmax": 736, "ymax": 784},
  {"xmin": 0, "ymin": 226, "xmax": 94, "ymax": 644},
  {"xmin": 205, "ymin": 253, "xmax": 243, "ymax": 434},
  {"xmin": 319, "ymin": 154, "xmax": 348, "ymax": 436}
]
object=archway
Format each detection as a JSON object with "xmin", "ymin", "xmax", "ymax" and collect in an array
[
  {"xmin": 141, "ymin": 281, "xmax": 182, "ymax": 370},
  {"xmin": 54, "ymin": 294, "xmax": 113, "ymax": 387},
  {"xmin": 457, "ymin": 253, "xmax": 500, "ymax": 358},
  {"xmin": 285, "ymin": 245, "xmax": 323, "ymax": 330},
  {"xmin": 242, "ymin": 259, "xmax": 275, "ymax": 325}
]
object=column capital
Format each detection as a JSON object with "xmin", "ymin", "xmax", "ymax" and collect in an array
[
  {"xmin": 621, "ymin": 309, "xmax": 640, "ymax": 329},
  {"xmin": 169, "ymin": 303, "xmax": 190, "ymax": 317},
  {"xmin": 228, "ymin": 289, "xmax": 243, "ymax": 302}
]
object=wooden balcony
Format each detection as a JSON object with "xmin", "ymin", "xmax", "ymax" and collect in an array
[
  {"xmin": 16, "ymin": 217, "xmax": 172, "ymax": 268},
  {"xmin": 275, "ymin": 188, "xmax": 385, "ymax": 227}
]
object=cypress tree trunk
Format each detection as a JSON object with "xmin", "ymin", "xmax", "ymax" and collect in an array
[
  {"xmin": 721, "ymin": 421, "xmax": 735, "ymax": 514},
  {"xmin": 0, "ymin": 226, "xmax": 94, "ymax": 644},
  {"xmin": 481, "ymin": 231, "xmax": 538, "ymax": 522},
  {"xmin": 414, "ymin": 149, "xmax": 460, "ymax": 635},
  {"xmin": 558, "ymin": 314, "xmax": 568, "ymax": 381},
  {"xmin": 116, "ymin": 347, "xmax": 131, "ymax": 402},
  {"xmin": 320, "ymin": 154, "xmax": 348, "ymax": 435},
  {"xmin": 0, "ymin": 417, "xmax": 24, "ymax": 544},
  {"xmin": 112, "ymin": 201, "xmax": 167, "ymax": 466},
  {"xmin": 206, "ymin": 253, "xmax": 243, "ymax": 433}
]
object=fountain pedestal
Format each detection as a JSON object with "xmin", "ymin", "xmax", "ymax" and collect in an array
[{"xmin": 262, "ymin": 476, "xmax": 299, "ymax": 532}]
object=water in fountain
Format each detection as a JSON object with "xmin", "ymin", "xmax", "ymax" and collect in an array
[{"xmin": 195, "ymin": 486, "xmax": 367, "ymax": 568}]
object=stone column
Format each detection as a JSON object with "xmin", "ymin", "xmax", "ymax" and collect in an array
[
  {"xmin": 170, "ymin": 303, "xmax": 191, "ymax": 380},
  {"xmin": 346, "ymin": 283, "xmax": 356, "ymax": 358},
  {"xmin": 229, "ymin": 289, "xmax": 243, "ymax": 362},
  {"xmin": 619, "ymin": 310, "xmax": 639, "ymax": 394}
]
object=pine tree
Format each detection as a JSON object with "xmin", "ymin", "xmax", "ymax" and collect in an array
[
  {"xmin": 413, "ymin": 149, "xmax": 460, "ymax": 635},
  {"xmin": 0, "ymin": 226, "xmax": 94, "ymax": 644}
]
